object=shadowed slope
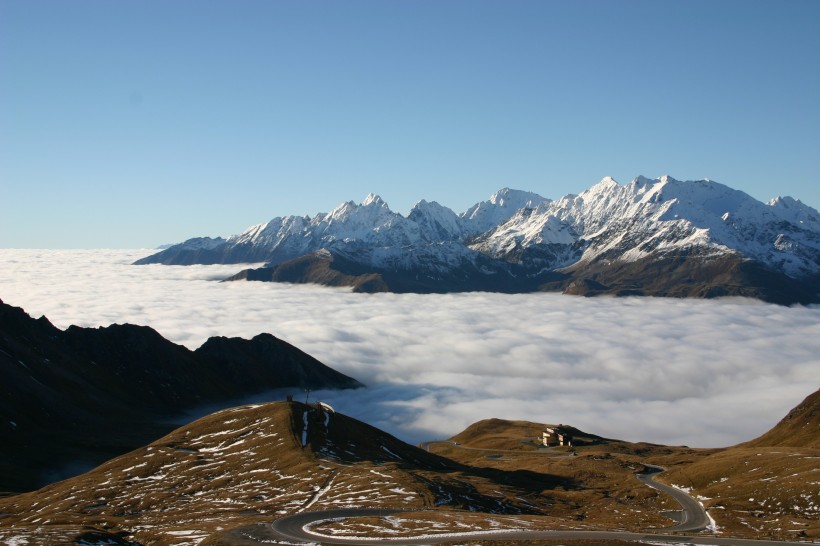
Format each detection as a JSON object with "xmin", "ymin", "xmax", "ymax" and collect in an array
[{"xmin": 0, "ymin": 299, "xmax": 362, "ymax": 492}]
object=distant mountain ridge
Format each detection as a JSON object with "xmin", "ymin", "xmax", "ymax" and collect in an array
[{"xmin": 136, "ymin": 176, "xmax": 820, "ymax": 304}]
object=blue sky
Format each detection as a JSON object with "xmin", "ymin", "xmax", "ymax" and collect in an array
[{"xmin": 2, "ymin": 0, "xmax": 819, "ymax": 248}]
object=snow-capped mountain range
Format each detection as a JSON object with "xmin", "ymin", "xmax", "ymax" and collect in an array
[{"xmin": 135, "ymin": 176, "xmax": 820, "ymax": 304}]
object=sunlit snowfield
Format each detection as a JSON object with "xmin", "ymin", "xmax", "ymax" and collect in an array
[{"xmin": 1, "ymin": 249, "xmax": 818, "ymax": 448}]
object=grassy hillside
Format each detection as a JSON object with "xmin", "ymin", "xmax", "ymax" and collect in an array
[
  {"xmin": 661, "ymin": 388, "xmax": 820, "ymax": 540},
  {"xmin": 1, "ymin": 388, "xmax": 816, "ymax": 544}
]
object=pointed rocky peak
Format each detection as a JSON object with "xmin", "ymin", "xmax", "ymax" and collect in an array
[
  {"xmin": 585, "ymin": 176, "xmax": 622, "ymax": 193},
  {"xmin": 326, "ymin": 199, "xmax": 359, "ymax": 220},
  {"xmin": 769, "ymin": 196, "xmax": 787, "ymax": 207},
  {"xmin": 473, "ymin": 187, "xmax": 550, "ymax": 212},
  {"xmin": 488, "ymin": 187, "xmax": 513, "ymax": 205},
  {"xmin": 409, "ymin": 198, "xmax": 452, "ymax": 214},
  {"xmin": 627, "ymin": 175, "xmax": 659, "ymax": 199},
  {"xmin": 488, "ymin": 187, "xmax": 548, "ymax": 208},
  {"xmin": 361, "ymin": 193, "xmax": 388, "ymax": 207},
  {"xmin": 177, "ymin": 236, "xmax": 227, "ymax": 250},
  {"xmin": 408, "ymin": 199, "xmax": 463, "ymax": 240},
  {"xmin": 461, "ymin": 188, "xmax": 550, "ymax": 234},
  {"xmin": 768, "ymin": 195, "xmax": 813, "ymax": 211},
  {"xmin": 409, "ymin": 199, "xmax": 448, "ymax": 221},
  {"xmin": 768, "ymin": 196, "xmax": 820, "ymax": 231},
  {"xmin": 233, "ymin": 222, "xmax": 269, "ymax": 242},
  {"xmin": 581, "ymin": 176, "xmax": 625, "ymax": 202}
]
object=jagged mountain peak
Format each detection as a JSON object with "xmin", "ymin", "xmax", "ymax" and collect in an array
[
  {"xmin": 411, "ymin": 197, "xmax": 438, "ymax": 209},
  {"xmin": 134, "ymin": 176, "xmax": 820, "ymax": 304},
  {"xmin": 769, "ymin": 195, "xmax": 800, "ymax": 208},
  {"xmin": 768, "ymin": 195, "xmax": 820, "ymax": 217},
  {"xmin": 361, "ymin": 192, "xmax": 387, "ymax": 207},
  {"xmin": 326, "ymin": 199, "xmax": 360, "ymax": 219},
  {"xmin": 594, "ymin": 175, "xmax": 620, "ymax": 188},
  {"xmin": 584, "ymin": 174, "xmax": 679, "ymax": 195},
  {"xmin": 488, "ymin": 186, "xmax": 548, "ymax": 207},
  {"xmin": 177, "ymin": 236, "xmax": 227, "ymax": 250},
  {"xmin": 461, "ymin": 187, "xmax": 550, "ymax": 234},
  {"xmin": 579, "ymin": 176, "xmax": 626, "ymax": 199},
  {"xmin": 409, "ymin": 198, "xmax": 457, "ymax": 216},
  {"xmin": 328, "ymin": 194, "xmax": 394, "ymax": 219}
]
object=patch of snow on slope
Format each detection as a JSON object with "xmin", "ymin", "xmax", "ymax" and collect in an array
[{"xmin": 2, "ymin": 537, "xmax": 30, "ymax": 546}]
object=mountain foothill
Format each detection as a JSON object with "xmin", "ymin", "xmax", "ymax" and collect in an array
[{"xmin": 136, "ymin": 175, "xmax": 820, "ymax": 305}]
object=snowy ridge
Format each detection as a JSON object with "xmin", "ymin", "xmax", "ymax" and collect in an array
[
  {"xmin": 473, "ymin": 175, "xmax": 820, "ymax": 278},
  {"xmin": 174, "ymin": 236, "xmax": 228, "ymax": 251},
  {"xmin": 460, "ymin": 187, "xmax": 551, "ymax": 234},
  {"xmin": 223, "ymin": 193, "xmax": 427, "ymax": 266},
  {"xmin": 135, "ymin": 176, "xmax": 820, "ymax": 302}
]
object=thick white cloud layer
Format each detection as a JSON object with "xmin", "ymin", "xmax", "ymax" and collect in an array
[{"xmin": 1, "ymin": 249, "xmax": 818, "ymax": 448}]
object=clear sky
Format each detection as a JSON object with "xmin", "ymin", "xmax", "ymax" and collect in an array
[{"xmin": 2, "ymin": 0, "xmax": 818, "ymax": 248}]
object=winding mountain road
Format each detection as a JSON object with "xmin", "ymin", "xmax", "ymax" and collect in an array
[
  {"xmin": 637, "ymin": 464, "xmax": 711, "ymax": 532},
  {"xmin": 266, "ymin": 507, "xmax": 811, "ymax": 545},
  {"xmin": 250, "ymin": 465, "xmax": 811, "ymax": 545}
]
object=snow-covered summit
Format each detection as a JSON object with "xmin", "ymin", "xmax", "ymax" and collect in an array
[
  {"xmin": 408, "ymin": 199, "xmax": 465, "ymax": 241},
  {"xmin": 471, "ymin": 175, "xmax": 820, "ymax": 279},
  {"xmin": 461, "ymin": 187, "xmax": 550, "ymax": 234},
  {"xmin": 135, "ymin": 176, "xmax": 820, "ymax": 303},
  {"xmin": 174, "ymin": 236, "xmax": 227, "ymax": 251},
  {"xmin": 361, "ymin": 192, "xmax": 386, "ymax": 207},
  {"xmin": 768, "ymin": 195, "xmax": 820, "ymax": 230}
]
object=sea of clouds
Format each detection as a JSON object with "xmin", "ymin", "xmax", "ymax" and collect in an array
[{"xmin": 1, "ymin": 249, "xmax": 818, "ymax": 448}]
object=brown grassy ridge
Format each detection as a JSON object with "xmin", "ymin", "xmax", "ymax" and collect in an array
[
  {"xmin": 1, "ymin": 389, "xmax": 817, "ymax": 545},
  {"xmin": 0, "ymin": 401, "xmax": 571, "ymax": 545},
  {"xmin": 660, "ymin": 388, "xmax": 819, "ymax": 540},
  {"xmin": 426, "ymin": 417, "xmax": 715, "ymax": 537}
]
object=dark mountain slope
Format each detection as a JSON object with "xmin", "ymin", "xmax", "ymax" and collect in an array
[
  {"xmin": 0, "ymin": 298, "xmax": 362, "ymax": 492},
  {"xmin": 225, "ymin": 250, "xmax": 392, "ymax": 292},
  {"xmin": 194, "ymin": 333, "xmax": 362, "ymax": 390},
  {"xmin": 560, "ymin": 250, "xmax": 820, "ymax": 305},
  {"xmin": 227, "ymin": 248, "xmax": 566, "ymax": 294}
]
